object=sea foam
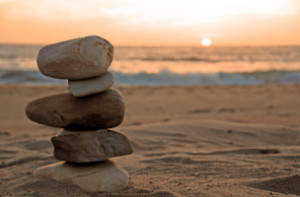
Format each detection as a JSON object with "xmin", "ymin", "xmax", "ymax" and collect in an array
[{"xmin": 1, "ymin": 69, "xmax": 300, "ymax": 86}]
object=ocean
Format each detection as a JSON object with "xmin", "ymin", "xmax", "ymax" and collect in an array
[{"xmin": 1, "ymin": 44, "xmax": 300, "ymax": 85}]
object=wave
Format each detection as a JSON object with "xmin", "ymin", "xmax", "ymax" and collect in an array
[
  {"xmin": 0, "ymin": 70, "xmax": 66, "ymax": 85},
  {"xmin": 113, "ymin": 69, "xmax": 300, "ymax": 85},
  {"xmin": 124, "ymin": 57, "xmax": 300, "ymax": 63},
  {"xmin": 125, "ymin": 57, "xmax": 221, "ymax": 62},
  {"xmin": 1, "ymin": 69, "xmax": 300, "ymax": 86}
]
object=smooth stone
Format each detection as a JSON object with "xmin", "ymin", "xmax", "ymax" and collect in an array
[
  {"xmin": 33, "ymin": 161, "xmax": 129, "ymax": 192},
  {"xmin": 52, "ymin": 129, "xmax": 133, "ymax": 163},
  {"xmin": 25, "ymin": 89, "xmax": 124, "ymax": 130},
  {"xmin": 37, "ymin": 35, "xmax": 113, "ymax": 80},
  {"xmin": 68, "ymin": 71, "xmax": 114, "ymax": 97}
]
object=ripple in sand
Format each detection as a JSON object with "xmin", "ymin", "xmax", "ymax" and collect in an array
[{"xmin": 246, "ymin": 175, "xmax": 300, "ymax": 195}]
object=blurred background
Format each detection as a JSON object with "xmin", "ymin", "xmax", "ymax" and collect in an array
[{"xmin": 0, "ymin": 0, "xmax": 300, "ymax": 85}]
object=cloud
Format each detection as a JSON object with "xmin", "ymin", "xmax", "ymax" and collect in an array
[
  {"xmin": 1, "ymin": 0, "xmax": 297, "ymax": 23},
  {"xmin": 0, "ymin": 0, "xmax": 106, "ymax": 20},
  {"xmin": 0, "ymin": 0, "xmax": 299, "ymax": 45}
]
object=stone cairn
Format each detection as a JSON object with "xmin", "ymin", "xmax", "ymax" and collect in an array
[{"xmin": 25, "ymin": 35, "xmax": 133, "ymax": 192}]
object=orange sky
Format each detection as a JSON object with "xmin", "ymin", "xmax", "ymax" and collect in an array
[{"xmin": 0, "ymin": 0, "xmax": 299, "ymax": 46}]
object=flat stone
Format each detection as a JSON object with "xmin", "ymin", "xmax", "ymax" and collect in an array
[
  {"xmin": 25, "ymin": 89, "xmax": 124, "ymax": 130},
  {"xmin": 37, "ymin": 35, "xmax": 113, "ymax": 80},
  {"xmin": 68, "ymin": 71, "xmax": 114, "ymax": 97},
  {"xmin": 52, "ymin": 129, "xmax": 133, "ymax": 163},
  {"xmin": 33, "ymin": 161, "xmax": 129, "ymax": 192}
]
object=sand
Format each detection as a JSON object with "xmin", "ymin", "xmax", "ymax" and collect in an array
[{"xmin": 0, "ymin": 84, "xmax": 299, "ymax": 197}]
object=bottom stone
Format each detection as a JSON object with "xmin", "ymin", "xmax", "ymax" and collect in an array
[{"xmin": 33, "ymin": 161, "xmax": 129, "ymax": 192}]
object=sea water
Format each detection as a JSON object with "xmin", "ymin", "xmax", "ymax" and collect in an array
[{"xmin": 0, "ymin": 44, "xmax": 300, "ymax": 85}]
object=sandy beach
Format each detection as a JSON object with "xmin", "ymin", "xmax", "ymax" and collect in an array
[{"xmin": 0, "ymin": 84, "xmax": 299, "ymax": 197}]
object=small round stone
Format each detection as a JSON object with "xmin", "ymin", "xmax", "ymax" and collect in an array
[
  {"xmin": 25, "ymin": 89, "xmax": 124, "ymax": 130},
  {"xmin": 68, "ymin": 71, "xmax": 114, "ymax": 97},
  {"xmin": 33, "ymin": 161, "xmax": 129, "ymax": 192},
  {"xmin": 52, "ymin": 129, "xmax": 133, "ymax": 163},
  {"xmin": 37, "ymin": 35, "xmax": 113, "ymax": 80}
]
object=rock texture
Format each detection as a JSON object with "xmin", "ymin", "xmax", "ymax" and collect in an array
[
  {"xmin": 37, "ymin": 35, "xmax": 113, "ymax": 80},
  {"xmin": 68, "ymin": 71, "xmax": 114, "ymax": 97},
  {"xmin": 25, "ymin": 89, "xmax": 124, "ymax": 130},
  {"xmin": 33, "ymin": 161, "xmax": 129, "ymax": 192},
  {"xmin": 52, "ymin": 129, "xmax": 133, "ymax": 163}
]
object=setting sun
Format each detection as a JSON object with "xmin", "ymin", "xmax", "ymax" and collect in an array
[{"xmin": 201, "ymin": 38, "xmax": 212, "ymax": 46}]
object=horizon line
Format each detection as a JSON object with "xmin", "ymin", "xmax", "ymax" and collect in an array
[{"xmin": 0, "ymin": 42, "xmax": 300, "ymax": 48}]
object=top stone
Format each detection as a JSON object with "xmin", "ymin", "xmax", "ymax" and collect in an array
[{"xmin": 37, "ymin": 35, "xmax": 113, "ymax": 80}]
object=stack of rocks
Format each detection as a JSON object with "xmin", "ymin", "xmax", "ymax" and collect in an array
[{"xmin": 25, "ymin": 35, "xmax": 133, "ymax": 192}]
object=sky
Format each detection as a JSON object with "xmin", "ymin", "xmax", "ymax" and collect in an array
[{"xmin": 0, "ymin": 0, "xmax": 299, "ymax": 46}]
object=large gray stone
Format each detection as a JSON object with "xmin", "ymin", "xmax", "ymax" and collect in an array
[
  {"xmin": 33, "ymin": 161, "xmax": 129, "ymax": 192},
  {"xmin": 68, "ymin": 71, "xmax": 114, "ymax": 97},
  {"xmin": 25, "ymin": 89, "xmax": 124, "ymax": 130},
  {"xmin": 37, "ymin": 35, "xmax": 113, "ymax": 80},
  {"xmin": 52, "ymin": 129, "xmax": 133, "ymax": 163}
]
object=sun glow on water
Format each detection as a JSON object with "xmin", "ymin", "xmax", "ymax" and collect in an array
[{"xmin": 201, "ymin": 38, "xmax": 212, "ymax": 46}]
